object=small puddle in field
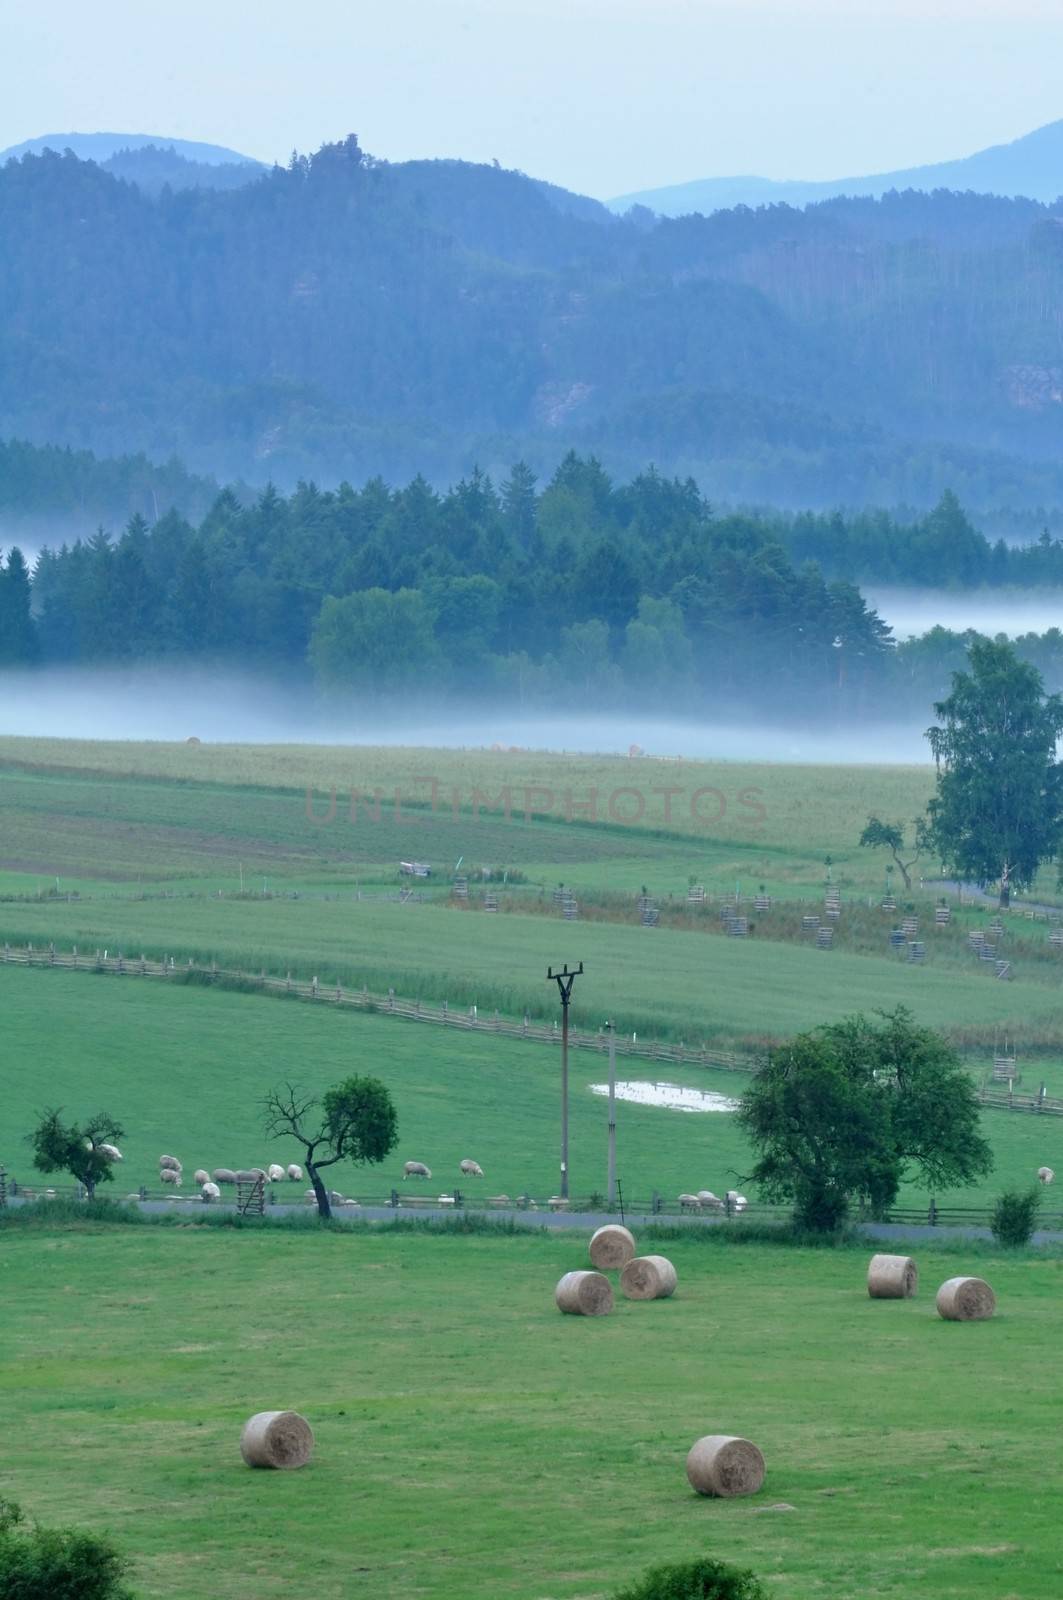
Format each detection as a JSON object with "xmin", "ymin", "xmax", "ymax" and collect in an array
[{"xmin": 589, "ymin": 1080, "xmax": 739, "ymax": 1113}]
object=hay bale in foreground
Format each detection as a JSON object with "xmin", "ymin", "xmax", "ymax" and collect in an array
[
  {"xmin": 867, "ymin": 1253, "xmax": 918, "ymax": 1299},
  {"xmin": 936, "ymin": 1277, "xmax": 995, "ymax": 1321},
  {"xmin": 589, "ymin": 1224, "xmax": 636, "ymax": 1270},
  {"xmin": 686, "ymin": 1435, "xmax": 765, "ymax": 1498},
  {"xmin": 555, "ymin": 1271, "xmax": 614, "ymax": 1316},
  {"xmin": 240, "ymin": 1410, "xmax": 314, "ymax": 1469},
  {"xmin": 621, "ymin": 1254, "xmax": 678, "ymax": 1300}
]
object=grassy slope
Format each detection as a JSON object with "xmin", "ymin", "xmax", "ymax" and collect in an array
[
  {"xmin": 1, "ymin": 966, "xmax": 1059, "ymax": 1208},
  {"xmin": 2, "ymin": 894, "xmax": 1059, "ymax": 1048},
  {"xmin": 2, "ymin": 1223, "xmax": 1062, "ymax": 1600}
]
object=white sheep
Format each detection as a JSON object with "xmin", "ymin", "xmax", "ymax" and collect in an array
[
  {"xmin": 287, "ymin": 1164, "xmax": 303, "ymax": 1181},
  {"xmin": 98, "ymin": 1143, "xmax": 123, "ymax": 1162},
  {"xmin": 160, "ymin": 1168, "xmax": 182, "ymax": 1186},
  {"xmin": 159, "ymin": 1155, "xmax": 182, "ymax": 1172},
  {"xmin": 459, "ymin": 1159, "xmax": 484, "ymax": 1178},
  {"xmin": 403, "ymin": 1161, "xmax": 432, "ymax": 1179},
  {"xmin": 201, "ymin": 1182, "xmax": 221, "ymax": 1202},
  {"xmin": 193, "ymin": 1169, "xmax": 210, "ymax": 1186},
  {"xmin": 727, "ymin": 1189, "xmax": 748, "ymax": 1212},
  {"xmin": 679, "ymin": 1193, "xmax": 702, "ymax": 1210},
  {"xmin": 1038, "ymin": 1166, "xmax": 1055, "ymax": 1184},
  {"xmin": 697, "ymin": 1189, "xmax": 724, "ymax": 1210},
  {"xmin": 267, "ymin": 1164, "xmax": 286, "ymax": 1183},
  {"xmin": 212, "ymin": 1168, "xmax": 237, "ymax": 1185}
]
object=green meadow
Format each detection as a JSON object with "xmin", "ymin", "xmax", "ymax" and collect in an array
[
  {"xmin": 2, "ymin": 1220, "xmax": 1062, "ymax": 1600},
  {"xmin": 1, "ymin": 965, "xmax": 1059, "ymax": 1210}
]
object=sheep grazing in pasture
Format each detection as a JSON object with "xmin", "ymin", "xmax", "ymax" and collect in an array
[
  {"xmin": 726, "ymin": 1190, "xmax": 748, "ymax": 1212},
  {"xmin": 459, "ymin": 1159, "xmax": 485, "ymax": 1178},
  {"xmin": 267, "ymin": 1164, "xmax": 286, "ymax": 1183},
  {"xmin": 697, "ymin": 1190, "xmax": 724, "ymax": 1210},
  {"xmin": 212, "ymin": 1168, "xmax": 237, "ymax": 1185},
  {"xmin": 234, "ymin": 1169, "xmax": 262, "ymax": 1184},
  {"xmin": 286, "ymin": 1164, "xmax": 303, "ymax": 1181},
  {"xmin": 678, "ymin": 1193, "xmax": 702, "ymax": 1211},
  {"xmin": 403, "ymin": 1161, "xmax": 432, "ymax": 1179},
  {"xmin": 201, "ymin": 1182, "xmax": 221, "ymax": 1202},
  {"xmin": 193, "ymin": 1169, "xmax": 210, "ymax": 1186},
  {"xmin": 97, "ymin": 1143, "xmax": 123, "ymax": 1162},
  {"xmin": 248, "ymin": 1167, "xmax": 268, "ymax": 1180},
  {"xmin": 160, "ymin": 1168, "xmax": 182, "ymax": 1186},
  {"xmin": 159, "ymin": 1155, "xmax": 182, "ymax": 1172},
  {"xmin": 1038, "ymin": 1166, "xmax": 1055, "ymax": 1185},
  {"xmin": 488, "ymin": 1195, "xmax": 512, "ymax": 1207}
]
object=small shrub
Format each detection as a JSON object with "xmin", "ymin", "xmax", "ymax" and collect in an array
[
  {"xmin": 990, "ymin": 1186, "xmax": 1042, "ymax": 1247},
  {"xmin": 611, "ymin": 1556, "xmax": 767, "ymax": 1600},
  {"xmin": 0, "ymin": 1500, "xmax": 135, "ymax": 1598}
]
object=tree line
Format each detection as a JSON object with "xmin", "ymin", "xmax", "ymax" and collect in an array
[{"xmin": 7, "ymin": 459, "xmax": 1063, "ymax": 709}]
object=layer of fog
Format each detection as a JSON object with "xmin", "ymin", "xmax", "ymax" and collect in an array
[
  {"xmin": 0, "ymin": 667, "xmax": 934, "ymax": 762},
  {"xmin": 869, "ymin": 587, "xmax": 1063, "ymax": 641},
  {"xmin": 589, "ymin": 1082, "xmax": 739, "ymax": 1113}
]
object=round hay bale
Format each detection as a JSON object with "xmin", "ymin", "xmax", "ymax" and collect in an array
[
  {"xmin": 867, "ymin": 1253, "xmax": 918, "ymax": 1299},
  {"xmin": 936, "ymin": 1276, "xmax": 995, "ymax": 1321},
  {"xmin": 555, "ymin": 1270, "xmax": 614, "ymax": 1316},
  {"xmin": 621, "ymin": 1254, "xmax": 678, "ymax": 1300},
  {"xmin": 589, "ymin": 1224, "xmax": 636, "ymax": 1270},
  {"xmin": 239, "ymin": 1410, "xmax": 313, "ymax": 1470},
  {"xmin": 686, "ymin": 1435, "xmax": 765, "ymax": 1498}
]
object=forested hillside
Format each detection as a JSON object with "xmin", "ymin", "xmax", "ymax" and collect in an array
[
  {"xmin": 7, "ymin": 459, "xmax": 1063, "ymax": 713},
  {"xmin": 6, "ymin": 138, "xmax": 1063, "ymax": 507}
]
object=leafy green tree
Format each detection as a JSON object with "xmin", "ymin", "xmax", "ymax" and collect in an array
[
  {"xmin": 264, "ymin": 1077, "xmax": 398, "ymax": 1219},
  {"xmin": 858, "ymin": 815, "xmax": 928, "ymax": 890},
  {"xmin": 990, "ymin": 1186, "xmax": 1042, "ymax": 1247},
  {"xmin": 27, "ymin": 1109, "xmax": 125, "ymax": 1200},
  {"xmin": 738, "ymin": 1009, "xmax": 992, "ymax": 1232},
  {"xmin": 611, "ymin": 1557, "xmax": 767, "ymax": 1600},
  {"xmin": 309, "ymin": 587, "xmax": 438, "ymax": 690},
  {"xmin": 0, "ymin": 1500, "xmax": 136, "ymax": 1599},
  {"xmin": 926, "ymin": 638, "xmax": 1063, "ymax": 902}
]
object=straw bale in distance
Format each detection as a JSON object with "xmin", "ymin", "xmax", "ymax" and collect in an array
[
  {"xmin": 867, "ymin": 1253, "xmax": 918, "ymax": 1299},
  {"xmin": 589, "ymin": 1224, "xmax": 636, "ymax": 1270},
  {"xmin": 686, "ymin": 1435, "xmax": 765, "ymax": 1498},
  {"xmin": 621, "ymin": 1254, "xmax": 678, "ymax": 1300},
  {"xmin": 240, "ymin": 1410, "xmax": 314, "ymax": 1469},
  {"xmin": 555, "ymin": 1270, "xmax": 614, "ymax": 1316},
  {"xmin": 936, "ymin": 1276, "xmax": 996, "ymax": 1321}
]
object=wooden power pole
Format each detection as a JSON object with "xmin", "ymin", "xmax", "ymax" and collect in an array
[{"xmin": 547, "ymin": 962, "xmax": 583, "ymax": 1200}]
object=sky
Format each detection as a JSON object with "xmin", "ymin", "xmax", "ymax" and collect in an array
[{"xmin": 3, "ymin": 0, "xmax": 1063, "ymax": 199}]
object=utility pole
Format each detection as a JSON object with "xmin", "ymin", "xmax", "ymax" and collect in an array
[
  {"xmin": 548, "ymin": 962, "xmax": 583, "ymax": 1200},
  {"xmin": 605, "ymin": 1018, "xmax": 617, "ymax": 1209}
]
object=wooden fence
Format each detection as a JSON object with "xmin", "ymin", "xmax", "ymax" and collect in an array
[{"xmin": 5, "ymin": 939, "xmax": 1063, "ymax": 1117}]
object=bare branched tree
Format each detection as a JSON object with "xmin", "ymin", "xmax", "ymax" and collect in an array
[{"xmin": 263, "ymin": 1078, "xmax": 398, "ymax": 1219}]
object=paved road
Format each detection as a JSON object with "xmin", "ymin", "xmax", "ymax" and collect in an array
[{"xmin": 14, "ymin": 1197, "xmax": 1063, "ymax": 1243}]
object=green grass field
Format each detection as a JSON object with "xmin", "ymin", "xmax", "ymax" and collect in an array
[
  {"xmin": 2, "ymin": 1220, "xmax": 1062, "ymax": 1600},
  {"xmin": 1, "ymin": 965, "xmax": 1059, "ymax": 1209}
]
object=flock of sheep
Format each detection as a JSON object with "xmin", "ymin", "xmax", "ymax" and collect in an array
[
  {"xmin": 154, "ymin": 1154, "xmax": 305, "ymax": 1203},
  {"xmin": 678, "ymin": 1189, "xmax": 748, "ymax": 1212}
]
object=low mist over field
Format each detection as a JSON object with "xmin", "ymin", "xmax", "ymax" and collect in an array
[
  {"xmin": 0, "ymin": 667, "xmax": 933, "ymax": 762},
  {"xmin": 870, "ymin": 587, "xmax": 1063, "ymax": 640}
]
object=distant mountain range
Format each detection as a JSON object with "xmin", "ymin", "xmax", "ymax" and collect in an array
[
  {"xmin": 610, "ymin": 118, "xmax": 1063, "ymax": 216},
  {"xmin": 0, "ymin": 133, "xmax": 266, "ymax": 196},
  {"xmin": 7, "ymin": 132, "xmax": 1063, "ymax": 511}
]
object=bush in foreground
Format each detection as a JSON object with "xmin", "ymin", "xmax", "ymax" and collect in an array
[
  {"xmin": 0, "ymin": 1499, "xmax": 135, "ymax": 1598},
  {"xmin": 990, "ymin": 1186, "xmax": 1042, "ymax": 1247},
  {"xmin": 611, "ymin": 1556, "xmax": 767, "ymax": 1600}
]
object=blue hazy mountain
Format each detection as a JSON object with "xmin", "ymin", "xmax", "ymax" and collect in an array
[
  {"xmin": 610, "ymin": 118, "xmax": 1063, "ymax": 216},
  {"xmin": 0, "ymin": 132, "xmax": 263, "ymax": 166}
]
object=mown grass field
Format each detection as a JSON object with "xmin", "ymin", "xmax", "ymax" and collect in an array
[
  {"xmin": 1, "ymin": 965, "xmax": 1058, "ymax": 1209},
  {"xmin": 2, "ymin": 1219, "xmax": 1062, "ymax": 1600},
  {"xmin": 0, "ymin": 736, "xmax": 940, "ymax": 895}
]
